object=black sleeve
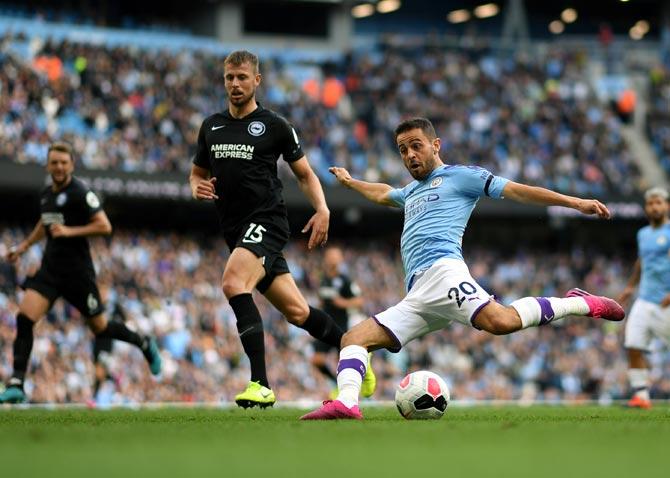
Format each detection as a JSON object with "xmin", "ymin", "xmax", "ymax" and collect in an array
[
  {"xmin": 82, "ymin": 186, "xmax": 103, "ymax": 218},
  {"xmin": 340, "ymin": 276, "xmax": 356, "ymax": 299},
  {"xmin": 276, "ymin": 116, "xmax": 304, "ymax": 163},
  {"xmin": 192, "ymin": 120, "xmax": 210, "ymax": 170}
]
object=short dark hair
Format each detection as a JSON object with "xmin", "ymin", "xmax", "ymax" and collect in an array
[
  {"xmin": 394, "ymin": 117, "xmax": 437, "ymax": 141},
  {"xmin": 47, "ymin": 141, "xmax": 74, "ymax": 162},
  {"xmin": 224, "ymin": 50, "xmax": 260, "ymax": 73}
]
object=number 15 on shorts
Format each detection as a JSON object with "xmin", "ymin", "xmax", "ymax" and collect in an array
[{"xmin": 242, "ymin": 223, "xmax": 266, "ymax": 244}]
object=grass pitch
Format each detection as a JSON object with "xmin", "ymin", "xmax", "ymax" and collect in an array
[{"xmin": 1, "ymin": 405, "xmax": 668, "ymax": 478}]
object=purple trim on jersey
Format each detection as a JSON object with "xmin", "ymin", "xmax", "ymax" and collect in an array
[
  {"xmin": 337, "ymin": 358, "xmax": 366, "ymax": 379},
  {"xmin": 372, "ymin": 316, "xmax": 402, "ymax": 353},
  {"xmin": 536, "ymin": 297, "xmax": 555, "ymax": 326},
  {"xmin": 469, "ymin": 299, "xmax": 493, "ymax": 330}
]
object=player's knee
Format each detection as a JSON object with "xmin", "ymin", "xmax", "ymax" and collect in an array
[
  {"xmin": 284, "ymin": 302, "xmax": 310, "ymax": 325},
  {"xmin": 88, "ymin": 317, "xmax": 107, "ymax": 335},
  {"xmin": 222, "ymin": 275, "xmax": 245, "ymax": 299},
  {"xmin": 341, "ymin": 329, "xmax": 364, "ymax": 348},
  {"xmin": 478, "ymin": 310, "xmax": 519, "ymax": 336}
]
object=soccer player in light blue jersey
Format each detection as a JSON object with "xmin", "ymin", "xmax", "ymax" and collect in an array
[
  {"xmin": 302, "ymin": 117, "xmax": 625, "ymax": 420},
  {"xmin": 618, "ymin": 187, "xmax": 670, "ymax": 409}
]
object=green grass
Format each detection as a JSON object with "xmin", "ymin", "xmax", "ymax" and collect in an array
[{"xmin": 1, "ymin": 405, "xmax": 669, "ymax": 477}]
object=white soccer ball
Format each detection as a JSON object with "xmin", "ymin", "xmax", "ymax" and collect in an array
[{"xmin": 395, "ymin": 370, "xmax": 450, "ymax": 420}]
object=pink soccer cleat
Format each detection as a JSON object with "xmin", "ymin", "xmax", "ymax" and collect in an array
[
  {"xmin": 300, "ymin": 400, "xmax": 364, "ymax": 420},
  {"xmin": 566, "ymin": 288, "xmax": 625, "ymax": 322}
]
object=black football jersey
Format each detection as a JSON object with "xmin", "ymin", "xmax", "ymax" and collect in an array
[
  {"xmin": 318, "ymin": 273, "xmax": 361, "ymax": 324},
  {"xmin": 192, "ymin": 104, "xmax": 304, "ymax": 232},
  {"xmin": 39, "ymin": 177, "xmax": 103, "ymax": 272}
]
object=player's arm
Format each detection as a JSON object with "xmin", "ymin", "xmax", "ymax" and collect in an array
[
  {"xmin": 6, "ymin": 219, "xmax": 46, "ymax": 263},
  {"xmin": 190, "ymin": 164, "xmax": 218, "ymax": 201},
  {"xmin": 332, "ymin": 295, "xmax": 364, "ymax": 309},
  {"xmin": 189, "ymin": 120, "xmax": 217, "ymax": 201},
  {"xmin": 332, "ymin": 279, "xmax": 364, "ymax": 309},
  {"xmin": 329, "ymin": 167, "xmax": 398, "ymax": 207},
  {"xmin": 50, "ymin": 211, "xmax": 112, "ymax": 238},
  {"xmin": 289, "ymin": 157, "xmax": 330, "ymax": 249},
  {"xmin": 618, "ymin": 259, "xmax": 641, "ymax": 307},
  {"xmin": 502, "ymin": 182, "xmax": 611, "ymax": 219}
]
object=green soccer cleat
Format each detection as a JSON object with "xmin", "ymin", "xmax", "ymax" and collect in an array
[
  {"xmin": 361, "ymin": 352, "xmax": 376, "ymax": 398},
  {"xmin": 144, "ymin": 337, "xmax": 162, "ymax": 376},
  {"xmin": 235, "ymin": 381, "xmax": 276, "ymax": 409},
  {"xmin": 0, "ymin": 386, "xmax": 26, "ymax": 404}
]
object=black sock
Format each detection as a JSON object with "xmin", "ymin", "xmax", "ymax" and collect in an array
[
  {"xmin": 317, "ymin": 363, "xmax": 337, "ymax": 382},
  {"xmin": 96, "ymin": 321, "xmax": 148, "ymax": 358},
  {"xmin": 299, "ymin": 307, "xmax": 344, "ymax": 349},
  {"xmin": 229, "ymin": 293, "xmax": 269, "ymax": 388},
  {"xmin": 11, "ymin": 313, "xmax": 34, "ymax": 385}
]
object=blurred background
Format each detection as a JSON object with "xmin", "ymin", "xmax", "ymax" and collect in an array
[{"xmin": 1, "ymin": 0, "xmax": 670, "ymax": 404}]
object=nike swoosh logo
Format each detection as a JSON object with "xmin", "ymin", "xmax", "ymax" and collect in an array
[
  {"xmin": 543, "ymin": 314, "xmax": 554, "ymax": 321},
  {"xmin": 241, "ymin": 238, "xmax": 259, "ymax": 244},
  {"xmin": 260, "ymin": 390, "xmax": 272, "ymax": 398},
  {"xmin": 211, "ymin": 125, "xmax": 226, "ymax": 131},
  {"xmin": 239, "ymin": 326, "xmax": 254, "ymax": 337}
]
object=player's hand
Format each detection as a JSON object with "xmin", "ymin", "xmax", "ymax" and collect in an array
[
  {"xmin": 5, "ymin": 242, "xmax": 27, "ymax": 263},
  {"xmin": 193, "ymin": 177, "xmax": 219, "ymax": 201},
  {"xmin": 332, "ymin": 296, "xmax": 349, "ymax": 309},
  {"xmin": 329, "ymin": 167, "xmax": 353, "ymax": 187},
  {"xmin": 617, "ymin": 286, "xmax": 635, "ymax": 307},
  {"xmin": 49, "ymin": 224, "xmax": 72, "ymax": 238},
  {"xmin": 302, "ymin": 208, "xmax": 330, "ymax": 250},
  {"xmin": 661, "ymin": 294, "xmax": 670, "ymax": 308},
  {"xmin": 576, "ymin": 199, "xmax": 610, "ymax": 219}
]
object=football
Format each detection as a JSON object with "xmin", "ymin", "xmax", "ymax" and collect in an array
[{"xmin": 395, "ymin": 370, "xmax": 450, "ymax": 420}]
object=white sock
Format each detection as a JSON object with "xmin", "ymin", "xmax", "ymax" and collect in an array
[
  {"xmin": 336, "ymin": 345, "xmax": 368, "ymax": 408},
  {"xmin": 511, "ymin": 297, "xmax": 590, "ymax": 328},
  {"xmin": 628, "ymin": 368, "xmax": 650, "ymax": 400}
]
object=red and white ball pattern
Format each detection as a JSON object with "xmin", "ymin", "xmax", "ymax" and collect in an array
[{"xmin": 395, "ymin": 370, "xmax": 450, "ymax": 420}]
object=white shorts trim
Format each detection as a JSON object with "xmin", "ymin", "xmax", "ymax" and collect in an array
[
  {"xmin": 624, "ymin": 298, "xmax": 670, "ymax": 351},
  {"xmin": 374, "ymin": 258, "xmax": 492, "ymax": 352}
]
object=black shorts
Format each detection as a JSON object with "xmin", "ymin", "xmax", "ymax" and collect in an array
[
  {"xmin": 313, "ymin": 315, "xmax": 349, "ymax": 353},
  {"xmin": 225, "ymin": 216, "xmax": 291, "ymax": 294},
  {"xmin": 23, "ymin": 266, "xmax": 104, "ymax": 318}
]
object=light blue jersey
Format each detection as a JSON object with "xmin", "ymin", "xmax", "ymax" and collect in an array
[
  {"xmin": 388, "ymin": 164, "xmax": 509, "ymax": 291},
  {"xmin": 637, "ymin": 222, "xmax": 670, "ymax": 304}
]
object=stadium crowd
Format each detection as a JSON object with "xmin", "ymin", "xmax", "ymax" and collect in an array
[
  {"xmin": 648, "ymin": 65, "xmax": 670, "ymax": 176},
  {"xmin": 1, "ymin": 226, "xmax": 668, "ymax": 405},
  {"xmin": 0, "ymin": 34, "xmax": 642, "ymax": 195}
]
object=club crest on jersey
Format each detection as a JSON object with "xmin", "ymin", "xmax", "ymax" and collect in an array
[
  {"xmin": 430, "ymin": 177, "xmax": 443, "ymax": 188},
  {"xmin": 248, "ymin": 121, "xmax": 266, "ymax": 137},
  {"xmin": 87, "ymin": 294, "xmax": 98, "ymax": 313},
  {"xmin": 86, "ymin": 191, "xmax": 101, "ymax": 209},
  {"xmin": 56, "ymin": 192, "xmax": 67, "ymax": 206},
  {"xmin": 657, "ymin": 236, "xmax": 667, "ymax": 246}
]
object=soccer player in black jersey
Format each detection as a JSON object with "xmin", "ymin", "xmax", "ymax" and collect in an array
[
  {"xmin": 190, "ymin": 50, "xmax": 366, "ymax": 408},
  {"xmin": 312, "ymin": 246, "xmax": 376, "ymax": 398},
  {"xmin": 0, "ymin": 142, "xmax": 162, "ymax": 404}
]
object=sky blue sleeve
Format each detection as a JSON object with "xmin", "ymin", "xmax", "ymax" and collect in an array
[
  {"xmin": 455, "ymin": 166, "xmax": 509, "ymax": 199},
  {"xmin": 387, "ymin": 187, "xmax": 406, "ymax": 207}
]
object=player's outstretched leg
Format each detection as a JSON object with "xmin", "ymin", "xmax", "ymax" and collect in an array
[
  {"xmin": 301, "ymin": 319, "xmax": 390, "ymax": 420},
  {"xmin": 564, "ymin": 288, "xmax": 626, "ymax": 321},
  {"xmin": 228, "ymin": 293, "xmax": 275, "ymax": 408},
  {"xmin": 0, "ymin": 313, "xmax": 36, "ymax": 404},
  {"xmin": 473, "ymin": 289, "xmax": 624, "ymax": 335},
  {"xmin": 361, "ymin": 353, "xmax": 376, "ymax": 398},
  {"xmin": 625, "ymin": 348, "xmax": 652, "ymax": 409},
  {"xmin": 91, "ymin": 317, "xmax": 162, "ymax": 376}
]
